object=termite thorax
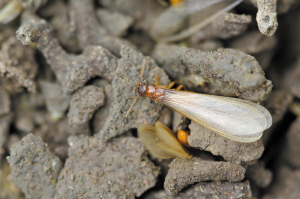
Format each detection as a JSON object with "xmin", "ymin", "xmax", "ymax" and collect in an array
[{"xmin": 137, "ymin": 82, "xmax": 163, "ymax": 101}]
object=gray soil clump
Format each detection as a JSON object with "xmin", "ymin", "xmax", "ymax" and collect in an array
[
  {"xmin": 145, "ymin": 181, "xmax": 252, "ymax": 199},
  {"xmin": 188, "ymin": 121, "xmax": 264, "ymax": 165},
  {"xmin": 96, "ymin": 8, "xmax": 134, "ymax": 37},
  {"xmin": 92, "ymin": 82, "xmax": 115, "ymax": 133},
  {"xmin": 263, "ymin": 167, "xmax": 300, "ymax": 199},
  {"xmin": 69, "ymin": 0, "xmax": 136, "ymax": 56},
  {"xmin": 1, "ymin": 0, "xmax": 300, "ymax": 198},
  {"xmin": 0, "ymin": 36, "xmax": 37, "ymax": 93},
  {"xmin": 191, "ymin": 13, "xmax": 252, "ymax": 42},
  {"xmin": 55, "ymin": 135, "xmax": 159, "ymax": 198},
  {"xmin": 7, "ymin": 134, "xmax": 63, "ymax": 199},
  {"xmin": 39, "ymin": 81, "xmax": 71, "ymax": 120},
  {"xmin": 97, "ymin": 46, "xmax": 169, "ymax": 141},
  {"xmin": 262, "ymin": 89, "xmax": 293, "ymax": 144},
  {"xmin": 246, "ymin": 161, "xmax": 272, "ymax": 188},
  {"xmin": 16, "ymin": 12, "xmax": 119, "ymax": 94},
  {"xmin": 152, "ymin": 43, "xmax": 272, "ymax": 102},
  {"xmin": 164, "ymin": 157, "xmax": 246, "ymax": 195},
  {"xmin": 68, "ymin": 85, "xmax": 105, "ymax": 135}
]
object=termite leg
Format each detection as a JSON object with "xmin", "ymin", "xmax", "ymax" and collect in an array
[
  {"xmin": 165, "ymin": 81, "xmax": 185, "ymax": 90},
  {"xmin": 155, "ymin": 75, "xmax": 187, "ymax": 91},
  {"xmin": 175, "ymin": 85, "xmax": 187, "ymax": 91},
  {"xmin": 165, "ymin": 81, "xmax": 175, "ymax": 89},
  {"xmin": 155, "ymin": 74, "xmax": 160, "ymax": 87}
]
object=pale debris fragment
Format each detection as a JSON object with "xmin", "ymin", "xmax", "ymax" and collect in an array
[{"xmin": 250, "ymin": 0, "xmax": 278, "ymax": 36}]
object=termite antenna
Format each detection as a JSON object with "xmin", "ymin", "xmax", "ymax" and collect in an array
[
  {"xmin": 140, "ymin": 59, "xmax": 146, "ymax": 83},
  {"xmin": 125, "ymin": 60, "xmax": 146, "ymax": 117},
  {"xmin": 125, "ymin": 94, "xmax": 139, "ymax": 117}
]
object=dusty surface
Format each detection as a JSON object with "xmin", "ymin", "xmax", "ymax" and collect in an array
[
  {"xmin": 69, "ymin": 0, "xmax": 136, "ymax": 56},
  {"xmin": 96, "ymin": 8, "xmax": 133, "ymax": 37},
  {"xmin": 0, "ymin": 36, "xmax": 37, "ymax": 93},
  {"xmin": 191, "ymin": 13, "xmax": 251, "ymax": 42},
  {"xmin": 68, "ymin": 85, "xmax": 105, "ymax": 135},
  {"xmin": 0, "ymin": 0, "xmax": 300, "ymax": 198},
  {"xmin": 228, "ymin": 30, "xmax": 277, "ymax": 70},
  {"xmin": 263, "ymin": 167, "xmax": 300, "ymax": 199},
  {"xmin": 7, "ymin": 134, "xmax": 63, "ymax": 199},
  {"xmin": 188, "ymin": 121, "xmax": 264, "ymax": 165},
  {"xmin": 97, "ymin": 46, "xmax": 169, "ymax": 141},
  {"xmin": 145, "ymin": 181, "xmax": 252, "ymax": 199},
  {"xmin": 262, "ymin": 89, "xmax": 293, "ymax": 144},
  {"xmin": 256, "ymin": 0, "xmax": 278, "ymax": 36},
  {"xmin": 284, "ymin": 117, "xmax": 300, "ymax": 168},
  {"xmin": 228, "ymin": 31, "xmax": 277, "ymax": 55},
  {"xmin": 92, "ymin": 83, "xmax": 115, "ymax": 134},
  {"xmin": 164, "ymin": 157, "xmax": 246, "ymax": 195},
  {"xmin": 152, "ymin": 43, "xmax": 272, "ymax": 102},
  {"xmin": 55, "ymin": 135, "xmax": 159, "ymax": 198},
  {"xmin": 39, "ymin": 81, "xmax": 71, "ymax": 120},
  {"xmin": 246, "ymin": 161, "xmax": 272, "ymax": 188},
  {"xmin": 34, "ymin": 118, "xmax": 74, "ymax": 160},
  {"xmin": 16, "ymin": 12, "xmax": 119, "ymax": 94},
  {"xmin": 283, "ymin": 62, "xmax": 300, "ymax": 99}
]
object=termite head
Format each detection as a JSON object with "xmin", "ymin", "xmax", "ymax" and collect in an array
[{"xmin": 137, "ymin": 82, "xmax": 148, "ymax": 96}]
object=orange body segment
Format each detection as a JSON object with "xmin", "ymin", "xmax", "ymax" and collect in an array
[
  {"xmin": 177, "ymin": 130, "xmax": 189, "ymax": 145},
  {"xmin": 170, "ymin": 0, "xmax": 183, "ymax": 5}
]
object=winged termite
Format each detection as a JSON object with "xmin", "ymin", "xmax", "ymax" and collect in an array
[
  {"xmin": 126, "ymin": 60, "xmax": 272, "ymax": 143},
  {"xmin": 151, "ymin": 0, "xmax": 243, "ymax": 42}
]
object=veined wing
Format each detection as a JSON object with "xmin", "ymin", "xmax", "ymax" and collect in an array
[
  {"xmin": 160, "ymin": 89, "xmax": 272, "ymax": 142},
  {"xmin": 151, "ymin": 0, "xmax": 244, "ymax": 42}
]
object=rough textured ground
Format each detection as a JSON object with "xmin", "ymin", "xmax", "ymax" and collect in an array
[
  {"xmin": 1, "ymin": 0, "xmax": 300, "ymax": 198},
  {"xmin": 55, "ymin": 135, "xmax": 159, "ymax": 198},
  {"xmin": 68, "ymin": 85, "xmax": 105, "ymax": 135},
  {"xmin": 188, "ymin": 121, "xmax": 264, "ymax": 165},
  {"xmin": 7, "ymin": 134, "xmax": 63, "ymax": 199},
  {"xmin": 164, "ymin": 157, "xmax": 246, "ymax": 195},
  {"xmin": 152, "ymin": 43, "xmax": 272, "ymax": 102},
  {"xmin": 97, "ymin": 46, "xmax": 169, "ymax": 141},
  {"xmin": 145, "ymin": 181, "xmax": 252, "ymax": 199}
]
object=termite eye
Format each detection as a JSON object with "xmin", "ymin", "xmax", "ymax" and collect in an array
[{"xmin": 137, "ymin": 83, "xmax": 147, "ymax": 96}]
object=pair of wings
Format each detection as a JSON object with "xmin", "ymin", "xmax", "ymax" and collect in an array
[
  {"xmin": 158, "ymin": 89, "xmax": 272, "ymax": 142},
  {"xmin": 151, "ymin": 0, "xmax": 244, "ymax": 42}
]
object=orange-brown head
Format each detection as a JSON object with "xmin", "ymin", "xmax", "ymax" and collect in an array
[{"xmin": 137, "ymin": 82, "xmax": 148, "ymax": 96}]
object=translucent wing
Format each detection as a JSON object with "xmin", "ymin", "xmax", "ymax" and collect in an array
[
  {"xmin": 138, "ymin": 124, "xmax": 176, "ymax": 159},
  {"xmin": 138, "ymin": 122, "xmax": 191, "ymax": 159},
  {"xmin": 151, "ymin": 0, "xmax": 243, "ymax": 42},
  {"xmin": 160, "ymin": 90, "xmax": 272, "ymax": 142}
]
